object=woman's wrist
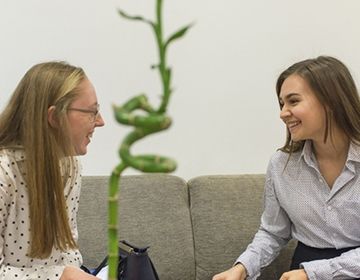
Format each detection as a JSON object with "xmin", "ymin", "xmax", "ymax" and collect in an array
[{"xmin": 233, "ymin": 263, "xmax": 247, "ymax": 279}]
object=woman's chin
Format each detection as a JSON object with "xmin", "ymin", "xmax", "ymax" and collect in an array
[
  {"xmin": 75, "ymin": 146, "xmax": 87, "ymax": 156},
  {"xmin": 290, "ymin": 134, "xmax": 303, "ymax": 142}
]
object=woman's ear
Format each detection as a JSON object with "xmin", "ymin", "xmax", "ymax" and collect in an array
[{"xmin": 48, "ymin": 106, "xmax": 58, "ymax": 128}]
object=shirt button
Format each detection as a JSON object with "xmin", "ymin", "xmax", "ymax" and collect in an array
[
  {"xmin": 319, "ymin": 178, "xmax": 323, "ymax": 183},
  {"xmin": 327, "ymin": 205, "xmax": 332, "ymax": 211}
]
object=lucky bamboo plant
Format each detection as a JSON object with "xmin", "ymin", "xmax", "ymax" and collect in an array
[{"xmin": 108, "ymin": 1, "xmax": 192, "ymax": 279}]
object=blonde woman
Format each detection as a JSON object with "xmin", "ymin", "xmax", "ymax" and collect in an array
[{"xmin": 0, "ymin": 61, "xmax": 104, "ymax": 279}]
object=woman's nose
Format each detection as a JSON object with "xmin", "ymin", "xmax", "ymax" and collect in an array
[
  {"xmin": 280, "ymin": 105, "xmax": 291, "ymax": 121},
  {"xmin": 95, "ymin": 113, "xmax": 105, "ymax": 127}
]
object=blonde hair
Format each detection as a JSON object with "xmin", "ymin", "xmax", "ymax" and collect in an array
[{"xmin": 0, "ymin": 61, "xmax": 86, "ymax": 258}]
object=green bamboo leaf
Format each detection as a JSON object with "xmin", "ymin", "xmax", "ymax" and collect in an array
[
  {"xmin": 118, "ymin": 9, "xmax": 153, "ymax": 25},
  {"xmin": 164, "ymin": 23, "xmax": 193, "ymax": 49}
]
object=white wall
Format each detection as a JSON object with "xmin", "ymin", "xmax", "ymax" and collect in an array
[{"xmin": 1, "ymin": 0, "xmax": 360, "ymax": 179}]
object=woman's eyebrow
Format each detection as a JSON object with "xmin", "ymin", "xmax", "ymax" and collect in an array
[
  {"xmin": 87, "ymin": 102, "xmax": 99, "ymax": 108},
  {"xmin": 279, "ymin": 92, "xmax": 300, "ymax": 102}
]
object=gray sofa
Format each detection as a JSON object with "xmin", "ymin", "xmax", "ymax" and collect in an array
[{"xmin": 78, "ymin": 174, "xmax": 296, "ymax": 280}]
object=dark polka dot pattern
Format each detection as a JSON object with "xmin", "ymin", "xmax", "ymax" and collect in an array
[{"xmin": 0, "ymin": 148, "xmax": 83, "ymax": 279}]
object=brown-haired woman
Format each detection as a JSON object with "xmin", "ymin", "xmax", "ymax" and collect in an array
[{"xmin": 213, "ymin": 56, "xmax": 360, "ymax": 280}]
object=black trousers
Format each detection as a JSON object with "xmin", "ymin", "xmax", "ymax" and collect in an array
[{"xmin": 290, "ymin": 241, "xmax": 360, "ymax": 279}]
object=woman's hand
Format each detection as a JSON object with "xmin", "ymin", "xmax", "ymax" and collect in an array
[
  {"xmin": 60, "ymin": 266, "xmax": 100, "ymax": 280},
  {"xmin": 212, "ymin": 263, "xmax": 247, "ymax": 280},
  {"xmin": 279, "ymin": 269, "xmax": 308, "ymax": 280}
]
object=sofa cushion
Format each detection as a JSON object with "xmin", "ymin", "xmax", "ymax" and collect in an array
[
  {"xmin": 78, "ymin": 174, "xmax": 195, "ymax": 280},
  {"xmin": 78, "ymin": 176, "xmax": 108, "ymax": 268},
  {"xmin": 188, "ymin": 174, "xmax": 296, "ymax": 280}
]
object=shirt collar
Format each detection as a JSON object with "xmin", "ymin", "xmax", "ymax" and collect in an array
[
  {"xmin": 1, "ymin": 146, "xmax": 26, "ymax": 162},
  {"xmin": 300, "ymin": 140, "xmax": 314, "ymax": 166},
  {"xmin": 347, "ymin": 141, "xmax": 360, "ymax": 163},
  {"xmin": 300, "ymin": 140, "xmax": 360, "ymax": 166}
]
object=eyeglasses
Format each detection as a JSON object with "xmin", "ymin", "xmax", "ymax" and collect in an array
[{"xmin": 67, "ymin": 105, "xmax": 100, "ymax": 122}]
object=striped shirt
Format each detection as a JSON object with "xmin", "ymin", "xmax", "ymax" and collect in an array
[{"xmin": 237, "ymin": 140, "xmax": 360, "ymax": 279}]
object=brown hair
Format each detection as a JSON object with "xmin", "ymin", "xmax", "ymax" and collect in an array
[
  {"xmin": 0, "ymin": 61, "xmax": 86, "ymax": 258},
  {"xmin": 276, "ymin": 56, "xmax": 360, "ymax": 153}
]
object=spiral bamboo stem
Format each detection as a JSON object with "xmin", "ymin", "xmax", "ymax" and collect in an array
[{"xmin": 108, "ymin": 1, "xmax": 191, "ymax": 279}]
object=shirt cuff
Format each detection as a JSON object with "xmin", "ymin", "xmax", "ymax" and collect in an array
[
  {"xmin": 236, "ymin": 253, "xmax": 260, "ymax": 280},
  {"xmin": 301, "ymin": 259, "xmax": 332, "ymax": 280}
]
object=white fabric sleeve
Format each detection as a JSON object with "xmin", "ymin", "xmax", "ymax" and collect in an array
[
  {"xmin": 0, "ymin": 264, "xmax": 65, "ymax": 279},
  {"xmin": 301, "ymin": 247, "xmax": 360, "ymax": 279},
  {"xmin": 236, "ymin": 175, "xmax": 292, "ymax": 279}
]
